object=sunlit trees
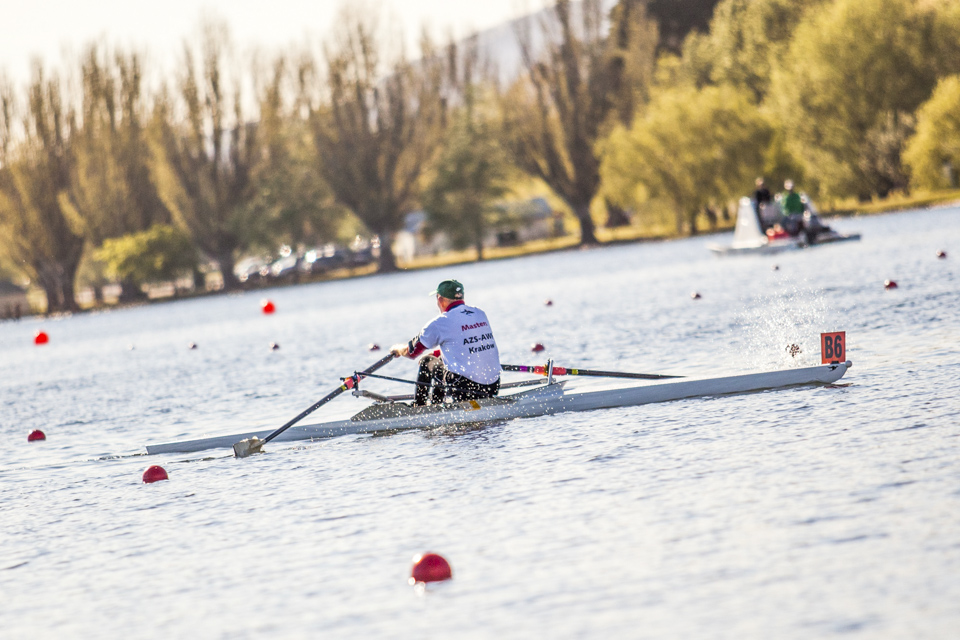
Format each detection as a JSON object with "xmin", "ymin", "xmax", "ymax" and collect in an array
[
  {"xmin": 240, "ymin": 57, "xmax": 339, "ymax": 252},
  {"xmin": 770, "ymin": 0, "xmax": 944, "ymax": 200},
  {"xmin": 0, "ymin": 67, "xmax": 85, "ymax": 312},
  {"xmin": 680, "ymin": 0, "xmax": 818, "ymax": 102},
  {"xmin": 502, "ymin": 0, "xmax": 657, "ymax": 245},
  {"xmin": 94, "ymin": 224, "xmax": 197, "ymax": 290},
  {"xmin": 903, "ymin": 75, "xmax": 960, "ymax": 191},
  {"xmin": 150, "ymin": 22, "xmax": 259, "ymax": 291},
  {"xmin": 306, "ymin": 12, "xmax": 446, "ymax": 273},
  {"xmin": 600, "ymin": 84, "xmax": 771, "ymax": 234}
]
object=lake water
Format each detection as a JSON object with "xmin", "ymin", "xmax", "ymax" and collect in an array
[{"xmin": 2, "ymin": 206, "xmax": 958, "ymax": 638}]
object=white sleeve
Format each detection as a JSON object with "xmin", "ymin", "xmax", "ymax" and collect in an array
[{"xmin": 417, "ymin": 316, "xmax": 443, "ymax": 349}]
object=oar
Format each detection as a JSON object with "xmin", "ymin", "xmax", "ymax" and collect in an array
[
  {"xmin": 502, "ymin": 363, "xmax": 682, "ymax": 380},
  {"xmin": 232, "ymin": 353, "xmax": 397, "ymax": 458}
]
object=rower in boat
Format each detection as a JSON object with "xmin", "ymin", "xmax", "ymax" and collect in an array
[{"xmin": 390, "ymin": 279, "xmax": 501, "ymax": 406}]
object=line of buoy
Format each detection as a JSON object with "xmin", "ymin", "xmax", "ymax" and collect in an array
[
  {"xmin": 34, "ymin": 331, "xmax": 49, "ymax": 345},
  {"xmin": 531, "ymin": 342, "xmax": 545, "ymax": 353},
  {"xmin": 27, "ymin": 429, "xmax": 45, "ymax": 442},
  {"xmin": 884, "ymin": 279, "xmax": 898, "ymax": 290},
  {"xmin": 261, "ymin": 299, "xmax": 276, "ymax": 314}
]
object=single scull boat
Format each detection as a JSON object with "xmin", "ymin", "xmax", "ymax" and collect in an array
[{"xmin": 145, "ymin": 360, "xmax": 852, "ymax": 455}]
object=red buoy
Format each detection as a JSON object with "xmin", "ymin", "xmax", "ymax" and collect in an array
[
  {"xmin": 269, "ymin": 342, "xmax": 280, "ymax": 351},
  {"xmin": 142, "ymin": 465, "xmax": 169, "ymax": 483},
  {"xmin": 188, "ymin": 342, "xmax": 198, "ymax": 350},
  {"xmin": 531, "ymin": 343, "xmax": 546, "ymax": 353},
  {"xmin": 27, "ymin": 429, "xmax": 46, "ymax": 442},
  {"xmin": 691, "ymin": 292, "xmax": 702, "ymax": 300},
  {"xmin": 368, "ymin": 343, "xmax": 381, "ymax": 351},
  {"xmin": 544, "ymin": 299, "xmax": 554, "ymax": 306},
  {"xmin": 884, "ymin": 279, "xmax": 898, "ymax": 290},
  {"xmin": 936, "ymin": 250, "xmax": 947, "ymax": 259},
  {"xmin": 410, "ymin": 552, "xmax": 452, "ymax": 584},
  {"xmin": 34, "ymin": 331, "xmax": 49, "ymax": 345},
  {"xmin": 261, "ymin": 299, "xmax": 276, "ymax": 314}
]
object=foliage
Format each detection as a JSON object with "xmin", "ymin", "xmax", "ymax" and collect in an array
[
  {"xmin": 0, "ymin": 66, "xmax": 85, "ymax": 312},
  {"xmin": 903, "ymin": 75, "xmax": 960, "ymax": 190},
  {"xmin": 307, "ymin": 10, "xmax": 446, "ymax": 273},
  {"xmin": 149, "ymin": 21, "xmax": 260, "ymax": 290},
  {"xmin": 67, "ymin": 46, "xmax": 170, "ymax": 245},
  {"xmin": 502, "ymin": 0, "xmax": 657, "ymax": 246},
  {"xmin": 422, "ymin": 97, "xmax": 512, "ymax": 259},
  {"xmin": 770, "ymin": 0, "xmax": 945, "ymax": 200},
  {"xmin": 680, "ymin": 0, "xmax": 819, "ymax": 102},
  {"xmin": 94, "ymin": 224, "xmax": 197, "ymax": 286},
  {"xmin": 600, "ymin": 84, "xmax": 772, "ymax": 234},
  {"xmin": 240, "ymin": 58, "xmax": 339, "ymax": 252}
]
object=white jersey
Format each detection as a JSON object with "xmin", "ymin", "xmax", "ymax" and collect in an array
[{"xmin": 415, "ymin": 302, "xmax": 501, "ymax": 384}]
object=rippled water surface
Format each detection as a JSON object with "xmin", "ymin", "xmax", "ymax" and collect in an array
[{"xmin": 2, "ymin": 207, "xmax": 959, "ymax": 638}]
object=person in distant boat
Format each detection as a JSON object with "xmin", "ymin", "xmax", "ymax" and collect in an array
[
  {"xmin": 390, "ymin": 279, "xmax": 501, "ymax": 406},
  {"xmin": 753, "ymin": 177, "xmax": 773, "ymax": 230},
  {"xmin": 779, "ymin": 179, "xmax": 807, "ymax": 235}
]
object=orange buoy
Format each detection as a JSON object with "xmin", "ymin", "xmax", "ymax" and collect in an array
[
  {"xmin": 34, "ymin": 331, "xmax": 49, "ymax": 345},
  {"xmin": 690, "ymin": 292, "xmax": 702, "ymax": 300},
  {"xmin": 531, "ymin": 343, "xmax": 545, "ymax": 353},
  {"xmin": 261, "ymin": 299, "xmax": 276, "ymax": 314},
  {"xmin": 142, "ymin": 465, "xmax": 169, "ymax": 483},
  {"xmin": 936, "ymin": 250, "xmax": 947, "ymax": 259},
  {"xmin": 884, "ymin": 279, "xmax": 898, "ymax": 290},
  {"xmin": 368, "ymin": 343, "xmax": 381, "ymax": 351},
  {"xmin": 27, "ymin": 429, "xmax": 46, "ymax": 442},
  {"xmin": 409, "ymin": 553, "xmax": 452, "ymax": 584}
]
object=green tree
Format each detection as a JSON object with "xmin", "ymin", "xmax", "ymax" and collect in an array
[
  {"xmin": 422, "ymin": 100, "xmax": 511, "ymax": 260},
  {"xmin": 0, "ymin": 66, "xmax": 85, "ymax": 312},
  {"xmin": 903, "ymin": 75, "xmax": 960, "ymax": 190},
  {"xmin": 600, "ymin": 84, "xmax": 772, "ymax": 234},
  {"xmin": 241, "ymin": 57, "xmax": 339, "ymax": 252},
  {"xmin": 770, "ymin": 0, "xmax": 945, "ymax": 200},
  {"xmin": 680, "ymin": 0, "xmax": 820, "ymax": 102},
  {"xmin": 66, "ymin": 46, "xmax": 171, "ymax": 300},
  {"xmin": 502, "ymin": 0, "xmax": 657, "ymax": 246},
  {"xmin": 149, "ymin": 21, "xmax": 260, "ymax": 291},
  {"xmin": 306, "ymin": 11, "xmax": 446, "ymax": 273},
  {"xmin": 94, "ymin": 224, "xmax": 197, "ymax": 289}
]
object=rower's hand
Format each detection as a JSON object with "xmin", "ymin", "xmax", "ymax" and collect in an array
[{"xmin": 390, "ymin": 343, "xmax": 409, "ymax": 358}]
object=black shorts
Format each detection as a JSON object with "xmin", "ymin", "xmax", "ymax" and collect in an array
[{"xmin": 415, "ymin": 355, "xmax": 500, "ymax": 406}]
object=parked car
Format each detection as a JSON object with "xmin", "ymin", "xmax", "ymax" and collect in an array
[
  {"xmin": 300, "ymin": 244, "xmax": 347, "ymax": 275},
  {"xmin": 234, "ymin": 256, "xmax": 271, "ymax": 284}
]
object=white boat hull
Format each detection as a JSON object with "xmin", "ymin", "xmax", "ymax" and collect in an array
[
  {"xmin": 708, "ymin": 197, "xmax": 860, "ymax": 256},
  {"xmin": 145, "ymin": 361, "xmax": 852, "ymax": 455}
]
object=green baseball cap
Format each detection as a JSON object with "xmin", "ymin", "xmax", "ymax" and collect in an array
[{"xmin": 431, "ymin": 279, "xmax": 464, "ymax": 299}]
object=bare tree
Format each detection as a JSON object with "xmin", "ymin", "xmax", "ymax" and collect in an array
[
  {"xmin": 502, "ymin": 0, "xmax": 656, "ymax": 245},
  {"xmin": 150, "ymin": 21, "xmax": 258, "ymax": 291},
  {"xmin": 67, "ymin": 46, "xmax": 171, "ymax": 300},
  {"xmin": 306, "ymin": 12, "xmax": 446, "ymax": 272},
  {"xmin": 0, "ymin": 66, "xmax": 85, "ymax": 312}
]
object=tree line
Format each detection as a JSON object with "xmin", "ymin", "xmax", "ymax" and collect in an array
[{"xmin": 2, "ymin": 0, "xmax": 959, "ymax": 313}]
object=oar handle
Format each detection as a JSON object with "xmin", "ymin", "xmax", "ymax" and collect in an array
[
  {"xmin": 501, "ymin": 363, "xmax": 682, "ymax": 380},
  {"xmin": 261, "ymin": 353, "xmax": 396, "ymax": 445}
]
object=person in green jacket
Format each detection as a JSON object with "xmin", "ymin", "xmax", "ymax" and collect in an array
[{"xmin": 780, "ymin": 179, "xmax": 805, "ymax": 216}]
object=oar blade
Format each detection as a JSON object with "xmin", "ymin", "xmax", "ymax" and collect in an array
[{"xmin": 233, "ymin": 436, "xmax": 264, "ymax": 458}]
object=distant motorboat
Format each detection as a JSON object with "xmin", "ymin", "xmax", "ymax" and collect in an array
[{"xmin": 708, "ymin": 197, "xmax": 861, "ymax": 256}]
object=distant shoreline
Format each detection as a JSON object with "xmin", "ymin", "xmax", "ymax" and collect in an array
[{"xmin": 20, "ymin": 189, "xmax": 960, "ymax": 317}]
